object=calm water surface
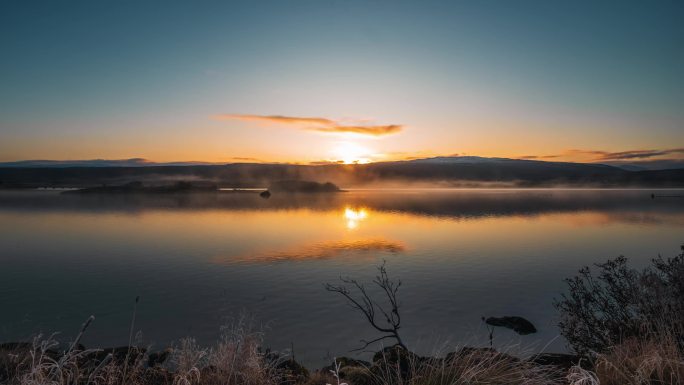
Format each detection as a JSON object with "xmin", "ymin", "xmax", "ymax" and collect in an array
[{"xmin": 1, "ymin": 189, "xmax": 683, "ymax": 365}]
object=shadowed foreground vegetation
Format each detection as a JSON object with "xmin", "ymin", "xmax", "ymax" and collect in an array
[{"xmin": 2, "ymin": 246, "xmax": 683, "ymax": 385}]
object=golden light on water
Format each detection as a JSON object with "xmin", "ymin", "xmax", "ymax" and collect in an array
[{"xmin": 344, "ymin": 206, "xmax": 368, "ymax": 229}]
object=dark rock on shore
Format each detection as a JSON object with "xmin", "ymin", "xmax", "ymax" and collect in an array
[
  {"xmin": 322, "ymin": 356, "xmax": 370, "ymax": 372},
  {"xmin": 0, "ymin": 342, "xmax": 62, "ymax": 381},
  {"xmin": 372, "ymin": 345, "xmax": 422, "ymax": 379},
  {"xmin": 485, "ymin": 316, "xmax": 537, "ymax": 335},
  {"xmin": 80, "ymin": 346, "xmax": 147, "ymax": 366},
  {"xmin": 147, "ymin": 348, "xmax": 172, "ymax": 368},
  {"xmin": 140, "ymin": 367, "xmax": 174, "ymax": 385},
  {"xmin": 445, "ymin": 346, "xmax": 519, "ymax": 367},
  {"xmin": 528, "ymin": 353, "xmax": 583, "ymax": 370},
  {"xmin": 277, "ymin": 358, "xmax": 310, "ymax": 384}
]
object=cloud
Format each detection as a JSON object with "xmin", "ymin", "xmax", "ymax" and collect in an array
[
  {"xmin": 212, "ymin": 238, "xmax": 406, "ymax": 264},
  {"xmin": 230, "ymin": 156, "xmax": 262, "ymax": 162},
  {"xmin": 310, "ymin": 124, "xmax": 402, "ymax": 136},
  {"xmin": 592, "ymin": 148, "xmax": 684, "ymax": 161},
  {"xmin": 519, "ymin": 154, "xmax": 561, "ymax": 160},
  {"xmin": 214, "ymin": 114, "xmax": 334, "ymax": 126},
  {"xmin": 519, "ymin": 148, "xmax": 684, "ymax": 162},
  {"xmin": 213, "ymin": 114, "xmax": 403, "ymax": 137}
]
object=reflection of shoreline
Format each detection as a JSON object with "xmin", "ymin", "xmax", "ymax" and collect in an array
[
  {"xmin": 212, "ymin": 238, "xmax": 406, "ymax": 265},
  {"xmin": 0, "ymin": 190, "xmax": 683, "ymax": 226}
]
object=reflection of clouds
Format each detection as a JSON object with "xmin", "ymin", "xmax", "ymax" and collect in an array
[
  {"xmin": 344, "ymin": 206, "xmax": 368, "ymax": 229},
  {"xmin": 214, "ymin": 238, "xmax": 406, "ymax": 265}
]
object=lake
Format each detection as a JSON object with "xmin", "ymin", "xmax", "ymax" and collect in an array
[{"xmin": 0, "ymin": 189, "xmax": 683, "ymax": 366}]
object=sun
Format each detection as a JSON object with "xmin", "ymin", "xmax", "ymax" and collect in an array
[
  {"xmin": 333, "ymin": 142, "xmax": 373, "ymax": 164},
  {"xmin": 344, "ymin": 206, "xmax": 368, "ymax": 229}
]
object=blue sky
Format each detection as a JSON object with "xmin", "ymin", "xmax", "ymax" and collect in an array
[{"xmin": 1, "ymin": 0, "xmax": 682, "ymax": 163}]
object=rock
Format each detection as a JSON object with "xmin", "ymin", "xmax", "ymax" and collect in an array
[
  {"xmin": 372, "ymin": 345, "xmax": 421, "ymax": 379},
  {"xmin": 339, "ymin": 366, "xmax": 373, "ymax": 385},
  {"xmin": 485, "ymin": 316, "xmax": 537, "ymax": 335},
  {"xmin": 445, "ymin": 346, "xmax": 519, "ymax": 367},
  {"xmin": 0, "ymin": 342, "xmax": 32, "ymax": 351},
  {"xmin": 147, "ymin": 348, "xmax": 172, "ymax": 367},
  {"xmin": 277, "ymin": 358, "xmax": 310, "ymax": 383},
  {"xmin": 0, "ymin": 342, "xmax": 60, "ymax": 381},
  {"xmin": 528, "ymin": 353, "xmax": 583, "ymax": 370},
  {"xmin": 321, "ymin": 356, "xmax": 370, "ymax": 372},
  {"xmin": 141, "ymin": 367, "xmax": 174, "ymax": 385},
  {"xmin": 81, "ymin": 346, "xmax": 147, "ymax": 366},
  {"xmin": 260, "ymin": 190, "xmax": 271, "ymax": 199},
  {"xmin": 0, "ymin": 342, "xmax": 31, "ymax": 381}
]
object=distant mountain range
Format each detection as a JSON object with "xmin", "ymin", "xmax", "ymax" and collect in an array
[
  {"xmin": 0, "ymin": 158, "xmax": 217, "ymax": 168},
  {"xmin": 1, "ymin": 156, "xmax": 682, "ymax": 171},
  {"xmin": 0, "ymin": 156, "xmax": 683, "ymax": 188}
]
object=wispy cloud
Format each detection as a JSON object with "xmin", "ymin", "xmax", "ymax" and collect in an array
[
  {"xmin": 519, "ymin": 148, "xmax": 684, "ymax": 162},
  {"xmin": 592, "ymin": 148, "xmax": 684, "ymax": 161},
  {"xmin": 230, "ymin": 156, "xmax": 262, "ymax": 162},
  {"xmin": 519, "ymin": 154, "xmax": 560, "ymax": 160},
  {"xmin": 214, "ymin": 114, "xmax": 334, "ymax": 126},
  {"xmin": 212, "ymin": 114, "xmax": 403, "ymax": 137},
  {"xmin": 311, "ymin": 124, "xmax": 402, "ymax": 136}
]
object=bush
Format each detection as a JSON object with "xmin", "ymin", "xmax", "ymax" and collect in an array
[{"xmin": 555, "ymin": 244, "xmax": 684, "ymax": 356}]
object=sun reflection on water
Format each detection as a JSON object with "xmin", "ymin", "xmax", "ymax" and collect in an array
[{"xmin": 344, "ymin": 206, "xmax": 368, "ymax": 229}]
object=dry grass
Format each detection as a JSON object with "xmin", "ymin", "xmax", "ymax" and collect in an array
[
  {"xmin": 2, "ymin": 314, "xmax": 281, "ymax": 385},
  {"xmin": 170, "ymin": 314, "xmax": 281, "ymax": 385},
  {"xmin": 4, "ymin": 319, "xmax": 684, "ymax": 385},
  {"xmin": 358, "ymin": 346, "xmax": 565, "ymax": 385},
  {"xmin": 592, "ymin": 334, "xmax": 684, "ymax": 385}
]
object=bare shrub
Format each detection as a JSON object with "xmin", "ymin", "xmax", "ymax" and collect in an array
[
  {"xmin": 325, "ymin": 261, "xmax": 406, "ymax": 351},
  {"xmin": 554, "ymin": 245, "xmax": 684, "ymax": 355}
]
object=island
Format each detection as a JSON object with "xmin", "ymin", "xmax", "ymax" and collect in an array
[
  {"xmin": 62, "ymin": 181, "xmax": 218, "ymax": 194},
  {"xmin": 268, "ymin": 180, "xmax": 342, "ymax": 193}
]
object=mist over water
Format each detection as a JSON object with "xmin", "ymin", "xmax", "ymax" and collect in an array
[{"xmin": 0, "ymin": 189, "xmax": 682, "ymax": 366}]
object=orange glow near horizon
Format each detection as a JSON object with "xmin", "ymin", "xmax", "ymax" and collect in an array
[
  {"xmin": 2, "ymin": 130, "xmax": 683, "ymax": 165},
  {"xmin": 332, "ymin": 142, "xmax": 374, "ymax": 164}
]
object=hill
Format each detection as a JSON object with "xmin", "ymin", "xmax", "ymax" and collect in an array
[{"xmin": 0, "ymin": 156, "xmax": 682, "ymax": 188}]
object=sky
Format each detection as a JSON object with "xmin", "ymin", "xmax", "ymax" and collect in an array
[{"xmin": 1, "ymin": 0, "xmax": 682, "ymax": 165}]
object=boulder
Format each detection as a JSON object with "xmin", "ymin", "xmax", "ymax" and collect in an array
[
  {"xmin": 0, "ymin": 342, "xmax": 60, "ymax": 381},
  {"xmin": 445, "ymin": 346, "xmax": 519, "ymax": 367},
  {"xmin": 371, "ymin": 345, "xmax": 421, "ymax": 379},
  {"xmin": 141, "ymin": 367, "xmax": 174, "ymax": 385},
  {"xmin": 528, "ymin": 353, "xmax": 583, "ymax": 370},
  {"xmin": 339, "ymin": 366, "xmax": 373, "ymax": 385},
  {"xmin": 277, "ymin": 358, "xmax": 310, "ymax": 384},
  {"xmin": 321, "ymin": 356, "xmax": 370, "ymax": 372},
  {"xmin": 80, "ymin": 346, "xmax": 147, "ymax": 366},
  {"xmin": 147, "ymin": 348, "xmax": 172, "ymax": 368}
]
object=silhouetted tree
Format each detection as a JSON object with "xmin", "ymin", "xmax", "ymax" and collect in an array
[{"xmin": 325, "ymin": 261, "xmax": 406, "ymax": 351}]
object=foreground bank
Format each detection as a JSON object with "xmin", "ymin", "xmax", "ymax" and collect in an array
[{"xmin": 2, "ymin": 245, "xmax": 683, "ymax": 384}]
